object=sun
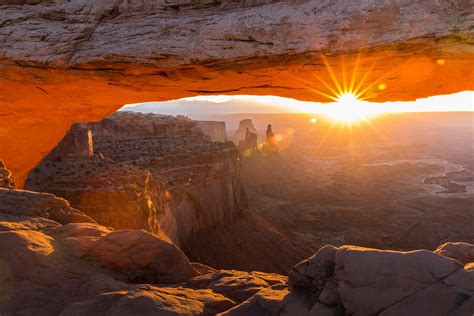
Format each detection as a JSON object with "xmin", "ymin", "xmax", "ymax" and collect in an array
[{"xmin": 324, "ymin": 93, "xmax": 374, "ymax": 123}]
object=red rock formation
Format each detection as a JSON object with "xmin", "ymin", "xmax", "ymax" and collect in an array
[
  {"xmin": 0, "ymin": 160, "xmax": 15, "ymax": 189},
  {"xmin": 0, "ymin": 1, "xmax": 472, "ymax": 184},
  {"xmin": 49, "ymin": 123, "xmax": 93, "ymax": 160},
  {"xmin": 26, "ymin": 112, "xmax": 246, "ymax": 246},
  {"xmin": 1, "ymin": 176, "xmax": 473, "ymax": 315}
]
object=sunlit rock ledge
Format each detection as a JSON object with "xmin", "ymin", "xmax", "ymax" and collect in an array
[{"xmin": 0, "ymin": 0, "xmax": 473, "ymax": 184}]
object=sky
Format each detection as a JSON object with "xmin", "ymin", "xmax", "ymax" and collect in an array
[{"xmin": 121, "ymin": 91, "xmax": 473, "ymax": 121}]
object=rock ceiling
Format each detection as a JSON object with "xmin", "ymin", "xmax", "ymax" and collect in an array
[{"xmin": 0, "ymin": 0, "xmax": 473, "ymax": 185}]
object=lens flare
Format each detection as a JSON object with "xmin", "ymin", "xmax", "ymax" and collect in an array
[{"xmin": 324, "ymin": 93, "xmax": 379, "ymax": 123}]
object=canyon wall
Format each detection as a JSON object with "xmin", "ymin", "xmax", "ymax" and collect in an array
[
  {"xmin": 26, "ymin": 112, "xmax": 245, "ymax": 245},
  {"xmin": 1, "ymin": 1, "xmax": 472, "ymax": 184}
]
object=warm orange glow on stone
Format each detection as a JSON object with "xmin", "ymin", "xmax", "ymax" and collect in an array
[{"xmin": 0, "ymin": 49, "xmax": 473, "ymax": 186}]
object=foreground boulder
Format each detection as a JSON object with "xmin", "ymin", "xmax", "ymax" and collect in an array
[
  {"xmin": 335, "ymin": 246, "xmax": 465, "ymax": 315},
  {"xmin": 435, "ymin": 242, "xmax": 474, "ymax": 265},
  {"xmin": 283, "ymin": 244, "xmax": 473, "ymax": 316},
  {"xmin": 0, "ymin": 177, "xmax": 472, "ymax": 314},
  {"xmin": 0, "ymin": 188, "xmax": 96, "ymax": 224}
]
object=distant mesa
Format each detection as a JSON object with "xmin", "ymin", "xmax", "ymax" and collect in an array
[
  {"xmin": 232, "ymin": 119, "xmax": 260, "ymax": 145},
  {"xmin": 238, "ymin": 128, "xmax": 258, "ymax": 156},
  {"xmin": 235, "ymin": 119, "xmax": 279, "ymax": 156},
  {"xmin": 26, "ymin": 111, "xmax": 244, "ymax": 247},
  {"xmin": 48, "ymin": 123, "xmax": 94, "ymax": 160}
]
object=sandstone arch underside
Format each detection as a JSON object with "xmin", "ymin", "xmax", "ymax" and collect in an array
[{"xmin": 0, "ymin": 0, "xmax": 473, "ymax": 185}]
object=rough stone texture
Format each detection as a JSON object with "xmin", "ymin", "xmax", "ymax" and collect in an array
[
  {"xmin": 1, "ymin": 1, "xmax": 473, "ymax": 185},
  {"xmin": 80, "ymin": 229, "xmax": 199, "ymax": 284},
  {"xmin": 0, "ymin": 181, "xmax": 473, "ymax": 315},
  {"xmin": 48, "ymin": 123, "xmax": 93, "ymax": 160},
  {"xmin": 0, "ymin": 186, "xmax": 233, "ymax": 314},
  {"xmin": 335, "ymin": 246, "xmax": 467, "ymax": 315},
  {"xmin": 0, "ymin": 187, "xmax": 96, "ymax": 224},
  {"xmin": 435, "ymin": 241, "xmax": 474, "ymax": 265},
  {"xmin": 0, "ymin": 160, "xmax": 15, "ymax": 189},
  {"xmin": 61, "ymin": 285, "xmax": 236, "ymax": 316},
  {"xmin": 28, "ymin": 158, "xmax": 179, "ymax": 243},
  {"xmin": 288, "ymin": 245, "xmax": 337, "ymax": 290}
]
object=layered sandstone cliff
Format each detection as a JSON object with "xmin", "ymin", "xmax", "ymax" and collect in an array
[
  {"xmin": 26, "ymin": 112, "xmax": 244, "ymax": 245},
  {"xmin": 1, "ymin": 1, "xmax": 472, "ymax": 184},
  {"xmin": 26, "ymin": 112, "xmax": 311, "ymax": 272}
]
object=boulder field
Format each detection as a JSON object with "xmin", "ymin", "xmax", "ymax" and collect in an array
[{"xmin": 0, "ymin": 161, "xmax": 473, "ymax": 315}]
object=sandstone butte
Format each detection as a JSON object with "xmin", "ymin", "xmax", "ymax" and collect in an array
[{"xmin": 0, "ymin": 0, "xmax": 473, "ymax": 185}]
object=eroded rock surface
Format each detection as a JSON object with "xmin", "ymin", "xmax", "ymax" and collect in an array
[
  {"xmin": 0, "ymin": 176, "xmax": 473, "ymax": 315},
  {"xmin": 26, "ymin": 112, "xmax": 245, "ymax": 245},
  {"xmin": 0, "ymin": 160, "xmax": 15, "ymax": 189},
  {"xmin": 25, "ymin": 112, "xmax": 312, "ymax": 273},
  {"xmin": 1, "ymin": 0, "xmax": 473, "ymax": 184}
]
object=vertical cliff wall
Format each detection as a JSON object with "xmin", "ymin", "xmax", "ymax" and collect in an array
[{"xmin": 26, "ymin": 112, "xmax": 246, "ymax": 245}]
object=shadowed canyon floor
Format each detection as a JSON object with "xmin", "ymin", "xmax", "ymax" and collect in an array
[
  {"xmin": 0, "ymin": 1, "xmax": 473, "ymax": 313},
  {"xmin": 230, "ymin": 113, "xmax": 474, "ymax": 251}
]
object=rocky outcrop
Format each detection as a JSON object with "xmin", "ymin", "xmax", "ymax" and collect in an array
[
  {"xmin": 26, "ymin": 112, "xmax": 245, "ymax": 246},
  {"xmin": 196, "ymin": 120, "xmax": 227, "ymax": 142},
  {"xmin": 435, "ymin": 242, "xmax": 474, "ymax": 265},
  {"xmin": 0, "ymin": 188, "xmax": 96, "ymax": 224},
  {"xmin": 1, "ymin": 177, "xmax": 473, "ymax": 315},
  {"xmin": 76, "ymin": 228, "xmax": 198, "ymax": 284},
  {"xmin": 0, "ymin": 160, "xmax": 15, "ymax": 189},
  {"xmin": 284, "ymin": 244, "xmax": 473, "ymax": 316},
  {"xmin": 262, "ymin": 124, "xmax": 279, "ymax": 154},
  {"xmin": 27, "ymin": 159, "xmax": 179, "ymax": 242},
  {"xmin": 25, "ymin": 112, "xmax": 315, "ymax": 273},
  {"xmin": 1, "ymin": 1, "xmax": 472, "ymax": 185}
]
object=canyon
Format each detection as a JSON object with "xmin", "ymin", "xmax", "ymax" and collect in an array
[
  {"xmin": 0, "ymin": 1, "xmax": 473, "ymax": 314},
  {"xmin": 0, "ymin": 111, "xmax": 470, "ymax": 314},
  {"xmin": 0, "ymin": 0, "xmax": 473, "ymax": 184},
  {"xmin": 230, "ymin": 113, "xmax": 474, "ymax": 252},
  {"xmin": 1, "ymin": 163, "xmax": 473, "ymax": 314},
  {"xmin": 25, "ymin": 111, "xmax": 312, "ymax": 273}
]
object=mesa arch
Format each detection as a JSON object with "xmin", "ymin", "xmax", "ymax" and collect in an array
[{"xmin": 0, "ymin": 0, "xmax": 473, "ymax": 186}]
